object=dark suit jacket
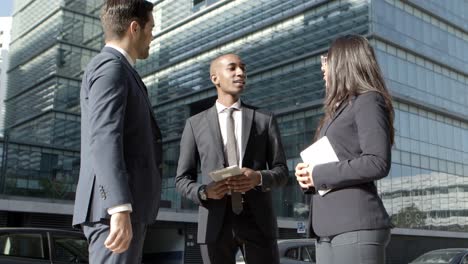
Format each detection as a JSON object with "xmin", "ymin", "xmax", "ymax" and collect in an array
[
  {"xmin": 73, "ymin": 47, "xmax": 162, "ymax": 226},
  {"xmin": 176, "ymin": 103, "xmax": 288, "ymax": 244},
  {"xmin": 307, "ymin": 91, "xmax": 392, "ymax": 238}
]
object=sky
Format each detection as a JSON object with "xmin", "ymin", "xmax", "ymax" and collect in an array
[{"xmin": 0, "ymin": 0, "xmax": 13, "ymax": 17}]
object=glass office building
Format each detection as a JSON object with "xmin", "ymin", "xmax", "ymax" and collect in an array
[
  {"xmin": 0, "ymin": 0, "xmax": 102, "ymax": 223},
  {"xmin": 1, "ymin": 0, "xmax": 467, "ymax": 263},
  {"xmin": 0, "ymin": 17, "xmax": 12, "ymax": 133}
]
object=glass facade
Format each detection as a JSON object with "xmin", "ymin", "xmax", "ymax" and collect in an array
[
  {"xmin": 2, "ymin": 0, "xmax": 102, "ymax": 200},
  {"xmin": 0, "ymin": 140, "xmax": 80, "ymax": 200},
  {"xmin": 370, "ymin": 0, "xmax": 468, "ymax": 233},
  {"xmin": 381, "ymin": 101, "xmax": 468, "ymax": 230}
]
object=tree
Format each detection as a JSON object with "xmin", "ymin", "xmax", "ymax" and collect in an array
[{"xmin": 391, "ymin": 203, "xmax": 427, "ymax": 228}]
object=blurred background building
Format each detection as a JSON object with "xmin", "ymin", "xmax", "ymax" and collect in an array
[
  {"xmin": 0, "ymin": 0, "xmax": 101, "ymax": 229},
  {"xmin": 0, "ymin": 0, "xmax": 467, "ymax": 263},
  {"xmin": 0, "ymin": 16, "xmax": 12, "ymax": 133}
]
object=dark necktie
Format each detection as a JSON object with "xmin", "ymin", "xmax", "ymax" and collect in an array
[{"xmin": 226, "ymin": 108, "xmax": 243, "ymax": 215}]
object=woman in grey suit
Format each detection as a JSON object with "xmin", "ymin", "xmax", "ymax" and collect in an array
[{"xmin": 295, "ymin": 35, "xmax": 394, "ymax": 264}]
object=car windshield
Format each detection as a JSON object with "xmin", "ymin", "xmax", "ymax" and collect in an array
[{"xmin": 412, "ymin": 249, "xmax": 465, "ymax": 263}]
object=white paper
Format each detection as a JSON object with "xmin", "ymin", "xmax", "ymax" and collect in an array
[
  {"xmin": 208, "ymin": 165, "xmax": 242, "ymax": 182},
  {"xmin": 300, "ymin": 136, "xmax": 339, "ymax": 196}
]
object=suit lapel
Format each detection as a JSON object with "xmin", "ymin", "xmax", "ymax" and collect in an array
[
  {"xmin": 206, "ymin": 105, "xmax": 226, "ymax": 163},
  {"xmin": 241, "ymin": 104, "xmax": 253, "ymax": 162},
  {"xmin": 126, "ymin": 64, "xmax": 159, "ymax": 122},
  {"xmin": 322, "ymin": 97, "xmax": 354, "ymax": 136}
]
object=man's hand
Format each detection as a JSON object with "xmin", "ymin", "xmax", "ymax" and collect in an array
[
  {"xmin": 205, "ymin": 180, "xmax": 229, "ymax": 199},
  {"xmin": 226, "ymin": 168, "xmax": 261, "ymax": 193},
  {"xmin": 295, "ymin": 163, "xmax": 314, "ymax": 189},
  {"xmin": 104, "ymin": 211, "xmax": 132, "ymax": 253}
]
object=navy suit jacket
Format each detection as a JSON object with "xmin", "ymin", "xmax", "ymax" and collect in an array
[
  {"xmin": 73, "ymin": 47, "xmax": 162, "ymax": 226},
  {"xmin": 176, "ymin": 103, "xmax": 289, "ymax": 243},
  {"xmin": 307, "ymin": 91, "xmax": 392, "ymax": 238}
]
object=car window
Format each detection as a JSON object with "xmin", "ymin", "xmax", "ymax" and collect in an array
[
  {"xmin": 300, "ymin": 245, "xmax": 316, "ymax": 263},
  {"xmin": 53, "ymin": 235, "xmax": 88, "ymax": 263},
  {"xmin": 412, "ymin": 250, "xmax": 464, "ymax": 263},
  {"xmin": 285, "ymin": 247, "xmax": 299, "ymax": 259},
  {"xmin": 235, "ymin": 249, "xmax": 245, "ymax": 264},
  {"xmin": 0, "ymin": 233, "xmax": 45, "ymax": 259},
  {"xmin": 300, "ymin": 246, "xmax": 312, "ymax": 262},
  {"xmin": 463, "ymin": 255, "xmax": 468, "ymax": 264}
]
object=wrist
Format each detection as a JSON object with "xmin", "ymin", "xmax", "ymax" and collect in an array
[
  {"xmin": 113, "ymin": 211, "xmax": 130, "ymax": 216},
  {"xmin": 256, "ymin": 171, "xmax": 262, "ymax": 185},
  {"xmin": 198, "ymin": 185, "xmax": 208, "ymax": 201}
]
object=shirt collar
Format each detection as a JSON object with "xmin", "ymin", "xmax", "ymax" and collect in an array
[
  {"xmin": 105, "ymin": 44, "xmax": 135, "ymax": 66},
  {"xmin": 216, "ymin": 99, "xmax": 242, "ymax": 114}
]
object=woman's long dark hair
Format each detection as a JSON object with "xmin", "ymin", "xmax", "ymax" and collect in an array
[{"xmin": 315, "ymin": 35, "xmax": 395, "ymax": 145}]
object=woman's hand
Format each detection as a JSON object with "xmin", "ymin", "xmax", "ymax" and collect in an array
[{"xmin": 295, "ymin": 163, "xmax": 314, "ymax": 189}]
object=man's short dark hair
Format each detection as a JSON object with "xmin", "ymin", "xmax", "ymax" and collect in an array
[{"xmin": 101, "ymin": 0, "xmax": 154, "ymax": 41}]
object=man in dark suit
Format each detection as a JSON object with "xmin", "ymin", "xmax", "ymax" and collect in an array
[
  {"xmin": 176, "ymin": 54, "xmax": 289, "ymax": 264},
  {"xmin": 72, "ymin": 1, "xmax": 162, "ymax": 263}
]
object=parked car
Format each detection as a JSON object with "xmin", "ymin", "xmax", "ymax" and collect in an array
[
  {"xmin": 0, "ymin": 227, "xmax": 88, "ymax": 263},
  {"xmin": 236, "ymin": 238, "xmax": 316, "ymax": 264},
  {"xmin": 409, "ymin": 248, "xmax": 468, "ymax": 264}
]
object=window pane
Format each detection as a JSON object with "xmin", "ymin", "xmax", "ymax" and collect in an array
[
  {"xmin": 300, "ymin": 246, "xmax": 312, "ymax": 261},
  {"xmin": 285, "ymin": 247, "xmax": 298, "ymax": 259},
  {"xmin": 0, "ymin": 233, "xmax": 45, "ymax": 259}
]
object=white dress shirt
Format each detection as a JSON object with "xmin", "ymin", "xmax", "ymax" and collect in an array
[
  {"xmin": 105, "ymin": 44, "xmax": 135, "ymax": 66},
  {"xmin": 216, "ymin": 100, "xmax": 243, "ymax": 167},
  {"xmin": 215, "ymin": 100, "xmax": 262, "ymax": 186},
  {"xmin": 103, "ymin": 44, "xmax": 133, "ymax": 215}
]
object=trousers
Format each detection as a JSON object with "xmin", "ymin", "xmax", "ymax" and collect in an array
[{"xmin": 316, "ymin": 229, "xmax": 391, "ymax": 264}]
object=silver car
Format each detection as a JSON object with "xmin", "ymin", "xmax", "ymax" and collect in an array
[
  {"xmin": 409, "ymin": 248, "xmax": 468, "ymax": 264},
  {"xmin": 236, "ymin": 238, "xmax": 316, "ymax": 264}
]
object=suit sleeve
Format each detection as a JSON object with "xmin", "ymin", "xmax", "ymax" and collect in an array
[
  {"xmin": 88, "ymin": 60, "xmax": 132, "ymax": 210},
  {"xmin": 175, "ymin": 119, "xmax": 203, "ymax": 204},
  {"xmin": 259, "ymin": 114, "xmax": 289, "ymax": 191},
  {"xmin": 313, "ymin": 92, "xmax": 391, "ymax": 191}
]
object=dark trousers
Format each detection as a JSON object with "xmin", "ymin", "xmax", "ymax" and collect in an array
[
  {"xmin": 200, "ymin": 198, "xmax": 279, "ymax": 264},
  {"xmin": 82, "ymin": 221, "xmax": 147, "ymax": 264},
  {"xmin": 316, "ymin": 229, "xmax": 391, "ymax": 264}
]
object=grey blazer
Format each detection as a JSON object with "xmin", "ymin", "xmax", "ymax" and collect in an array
[
  {"xmin": 73, "ymin": 47, "xmax": 162, "ymax": 226},
  {"xmin": 307, "ymin": 91, "xmax": 392, "ymax": 238},
  {"xmin": 176, "ymin": 103, "xmax": 288, "ymax": 244}
]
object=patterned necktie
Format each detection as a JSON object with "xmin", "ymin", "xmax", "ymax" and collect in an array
[{"xmin": 226, "ymin": 108, "xmax": 243, "ymax": 214}]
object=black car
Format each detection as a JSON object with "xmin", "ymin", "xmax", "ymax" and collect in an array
[
  {"xmin": 0, "ymin": 227, "xmax": 88, "ymax": 263},
  {"xmin": 409, "ymin": 248, "xmax": 468, "ymax": 264}
]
